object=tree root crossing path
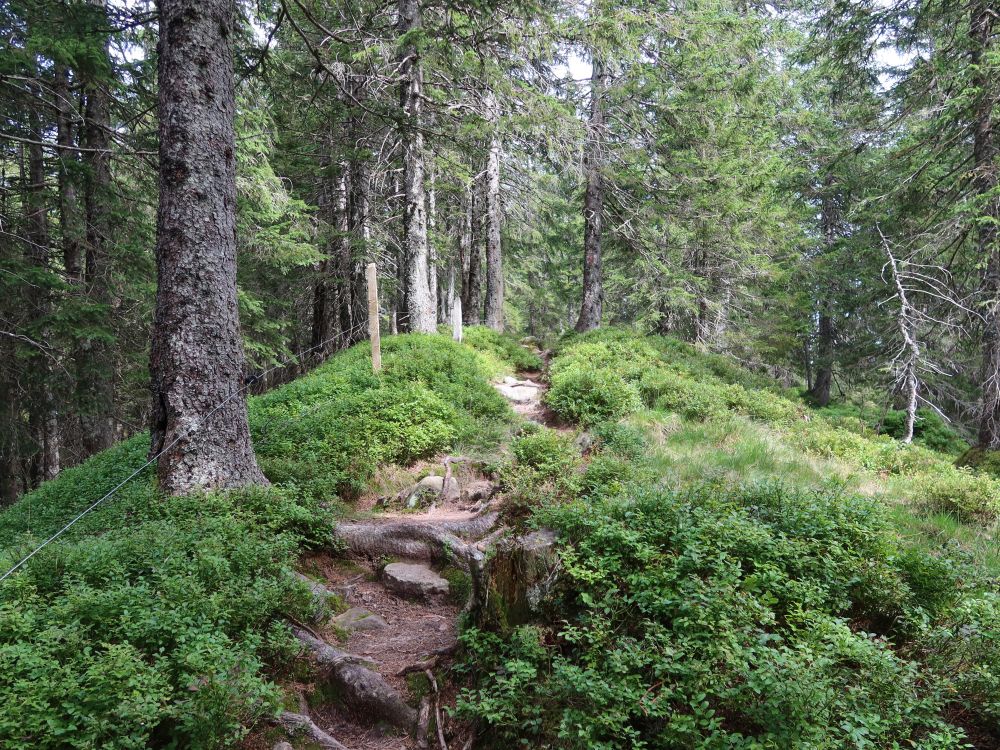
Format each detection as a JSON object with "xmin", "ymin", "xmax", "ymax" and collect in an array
[{"xmin": 257, "ymin": 358, "xmax": 555, "ymax": 750}]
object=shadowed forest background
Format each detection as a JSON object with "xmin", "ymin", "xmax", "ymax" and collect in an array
[{"xmin": 3, "ymin": 0, "xmax": 997, "ymax": 501}]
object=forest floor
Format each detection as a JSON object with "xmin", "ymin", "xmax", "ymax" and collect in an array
[{"xmin": 249, "ymin": 360, "xmax": 551, "ymax": 750}]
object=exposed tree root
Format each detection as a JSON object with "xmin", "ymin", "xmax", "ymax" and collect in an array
[
  {"xmin": 416, "ymin": 696, "xmax": 432, "ymax": 749},
  {"xmin": 335, "ymin": 513, "xmax": 498, "ymax": 561},
  {"xmin": 425, "ymin": 668, "xmax": 449, "ymax": 750},
  {"xmin": 292, "ymin": 626, "xmax": 418, "ymax": 730},
  {"xmin": 275, "ymin": 710, "xmax": 349, "ymax": 750}
]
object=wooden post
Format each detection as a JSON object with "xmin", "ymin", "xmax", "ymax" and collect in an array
[
  {"xmin": 452, "ymin": 297, "xmax": 463, "ymax": 343},
  {"xmin": 367, "ymin": 263, "xmax": 381, "ymax": 372}
]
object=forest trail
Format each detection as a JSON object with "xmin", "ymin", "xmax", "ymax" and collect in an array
[{"xmin": 264, "ymin": 357, "xmax": 548, "ymax": 750}]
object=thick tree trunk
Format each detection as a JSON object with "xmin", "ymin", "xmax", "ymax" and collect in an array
[
  {"xmin": 427, "ymin": 160, "xmax": 438, "ymax": 324},
  {"xmin": 807, "ymin": 191, "xmax": 839, "ymax": 408},
  {"xmin": 483, "ymin": 104, "xmax": 504, "ymax": 331},
  {"xmin": 348, "ymin": 156, "xmax": 371, "ymax": 343},
  {"xmin": 55, "ymin": 65, "xmax": 83, "ymax": 283},
  {"xmin": 398, "ymin": 0, "xmax": 435, "ymax": 333},
  {"xmin": 26, "ymin": 95, "xmax": 60, "ymax": 484},
  {"xmin": 78, "ymin": 13, "xmax": 115, "ymax": 455},
  {"xmin": 575, "ymin": 53, "xmax": 607, "ymax": 332},
  {"xmin": 335, "ymin": 168, "xmax": 353, "ymax": 342},
  {"xmin": 311, "ymin": 170, "xmax": 351, "ymax": 356},
  {"xmin": 807, "ymin": 312, "xmax": 835, "ymax": 407},
  {"xmin": 311, "ymin": 182, "xmax": 333, "ymax": 355},
  {"xmin": 973, "ymin": 1, "xmax": 1000, "ymax": 448},
  {"xmin": 463, "ymin": 178, "xmax": 483, "ymax": 326},
  {"xmin": 150, "ymin": 0, "xmax": 266, "ymax": 494}
]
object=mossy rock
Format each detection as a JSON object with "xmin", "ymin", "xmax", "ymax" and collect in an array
[{"xmin": 478, "ymin": 529, "xmax": 559, "ymax": 631}]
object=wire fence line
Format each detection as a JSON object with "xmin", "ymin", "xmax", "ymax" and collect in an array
[{"xmin": 0, "ymin": 319, "xmax": 375, "ymax": 584}]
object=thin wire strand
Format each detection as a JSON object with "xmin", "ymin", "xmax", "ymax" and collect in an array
[{"xmin": 0, "ymin": 323, "xmax": 374, "ymax": 584}]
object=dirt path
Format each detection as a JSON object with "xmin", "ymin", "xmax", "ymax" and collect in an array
[{"xmin": 257, "ymin": 359, "xmax": 548, "ymax": 750}]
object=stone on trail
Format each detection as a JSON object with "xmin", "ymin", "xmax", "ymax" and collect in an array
[
  {"xmin": 403, "ymin": 474, "xmax": 459, "ymax": 508},
  {"xmin": 461, "ymin": 479, "xmax": 496, "ymax": 504},
  {"xmin": 496, "ymin": 381, "xmax": 539, "ymax": 403},
  {"xmin": 383, "ymin": 562, "xmax": 450, "ymax": 599},
  {"xmin": 333, "ymin": 606, "xmax": 389, "ymax": 632}
]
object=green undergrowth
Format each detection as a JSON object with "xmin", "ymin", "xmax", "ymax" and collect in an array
[
  {"xmin": 458, "ymin": 329, "xmax": 1000, "ymax": 749},
  {"xmin": 462, "ymin": 325, "xmax": 544, "ymax": 371},
  {"xmin": 544, "ymin": 329, "xmax": 1000, "ymax": 522},
  {"xmin": 0, "ymin": 332, "xmax": 520, "ymax": 749}
]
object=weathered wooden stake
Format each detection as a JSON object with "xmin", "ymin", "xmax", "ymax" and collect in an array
[
  {"xmin": 367, "ymin": 263, "xmax": 381, "ymax": 373},
  {"xmin": 452, "ymin": 297, "xmax": 463, "ymax": 343}
]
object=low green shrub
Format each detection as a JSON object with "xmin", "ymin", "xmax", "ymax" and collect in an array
[
  {"xmin": 881, "ymin": 408, "xmax": 968, "ymax": 454},
  {"xmin": 0, "ymin": 488, "xmax": 326, "ymax": 749},
  {"xmin": 511, "ymin": 428, "xmax": 579, "ymax": 479},
  {"xmin": 0, "ymin": 333, "xmax": 520, "ymax": 748},
  {"xmin": 252, "ymin": 334, "xmax": 512, "ymax": 499},
  {"xmin": 458, "ymin": 482, "xmax": 970, "ymax": 748},
  {"xmin": 549, "ymin": 339, "xmax": 659, "ymax": 384},
  {"xmin": 922, "ymin": 593, "xmax": 1000, "ymax": 726},
  {"xmin": 910, "ymin": 467, "xmax": 1000, "ymax": 521},
  {"xmin": 956, "ymin": 447, "xmax": 1000, "ymax": 476},
  {"xmin": 591, "ymin": 421, "xmax": 647, "ymax": 460},
  {"xmin": 545, "ymin": 365, "xmax": 642, "ymax": 426}
]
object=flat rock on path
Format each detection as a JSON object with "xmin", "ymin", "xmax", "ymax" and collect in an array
[
  {"xmin": 382, "ymin": 562, "xmax": 449, "ymax": 599},
  {"xmin": 333, "ymin": 606, "xmax": 389, "ymax": 632},
  {"xmin": 495, "ymin": 375, "xmax": 541, "ymax": 404}
]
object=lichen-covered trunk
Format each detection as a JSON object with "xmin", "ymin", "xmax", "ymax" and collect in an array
[
  {"xmin": 349, "ymin": 156, "xmax": 372, "ymax": 343},
  {"xmin": 398, "ymin": 0, "xmax": 435, "ymax": 333},
  {"xmin": 150, "ymin": 0, "xmax": 266, "ymax": 494},
  {"xmin": 427, "ymin": 160, "xmax": 438, "ymax": 323},
  {"xmin": 55, "ymin": 65, "xmax": 83, "ymax": 283},
  {"xmin": 463, "ymin": 178, "xmax": 483, "ymax": 326},
  {"xmin": 78, "ymin": 10, "xmax": 115, "ymax": 456},
  {"xmin": 575, "ymin": 53, "xmax": 607, "ymax": 332},
  {"xmin": 335, "ymin": 167, "xmax": 353, "ymax": 341},
  {"xmin": 484, "ymin": 120, "xmax": 504, "ymax": 331},
  {"xmin": 807, "ymin": 312, "xmax": 835, "ymax": 407},
  {"xmin": 974, "ymin": 1, "xmax": 1000, "ymax": 449},
  {"xmin": 311, "ymin": 182, "xmax": 333, "ymax": 356},
  {"xmin": 26, "ymin": 95, "xmax": 60, "ymax": 484},
  {"xmin": 808, "ymin": 191, "xmax": 838, "ymax": 408}
]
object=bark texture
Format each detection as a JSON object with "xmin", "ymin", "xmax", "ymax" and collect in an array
[
  {"xmin": 150, "ymin": 0, "xmax": 266, "ymax": 493},
  {"xmin": 78, "ymin": 13, "xmax": 115, "ymax": 455},
  {"xmin": 575, "ymin": 52, "xmax": 607, "ymax": 332},
  {"xmin": 348, "ymin": 141, "xmax": 372, "ymax": 343},
  {"xmin": 973, "ymin": 1, "xmax": 1000, "ymax": 448},
  {"xmin": 398, "ymin": 0, "xmax": 436, "ymax": 333},
  {"xmin": 55, "ymin": 65, "xmax": 83, "ymax": 283},
  {"xmin": 462, "ymin": 178, "xmax": 483, "ymax": 325},
  {"xmin": 807, "ymin": 190, "xmax": 839, "ymax": 407},
  {"xmin": 484, "ymin": 100, "xmax": 504, "ymax": 331},
  {"xmin": 807, "ymin": 312, "xmax": 835, "ymax": 407},
  {"xmin": 26, "ymin": 93, "xmax": 60, "ymax": 483}
]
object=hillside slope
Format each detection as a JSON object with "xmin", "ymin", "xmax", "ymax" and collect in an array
[
  {"xmin": 0, "ymin": 332, "xmax": 531, "ymax": 749},
  {"xmin": 459, "ymin": 330, "xmax": 1000, "ymax": 749}
]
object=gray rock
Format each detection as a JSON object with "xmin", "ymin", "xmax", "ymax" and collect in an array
[
  {"xmin": 273, "ymin": 742, "xmax": 294, "ymax": 750},
  {"xmin": 575, "ymin": 431, "xmax": 595, "ymax": 453},
  {"xmin": 383, "ymin": 562, "xmax": 450, "ymax": 599},
  {"xmin": 404, "ymin": 474, "xmax": 459, "ymax": 507},
  {"xmin": 496, "ymin": 383, "xmax": 539, "ymax": 403},
  {"xmin": 461, "ymin": 479, "xmax": 496, "ymax": 504},
  {"xmin": 333, "ymin": 606, "xmax": 389, "ymax": 631}
]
